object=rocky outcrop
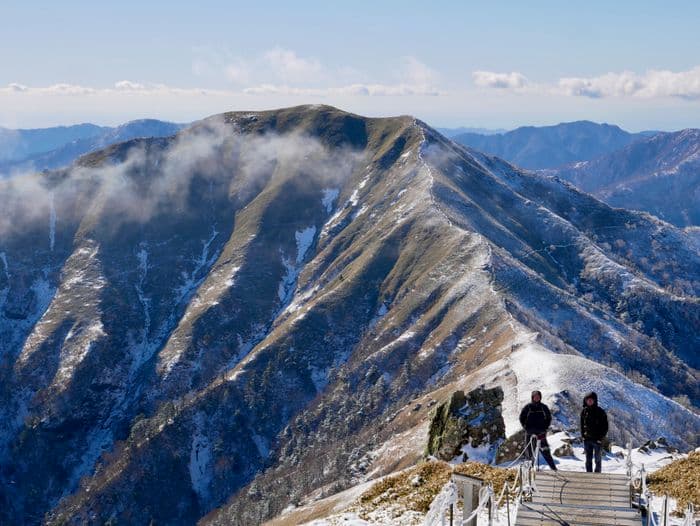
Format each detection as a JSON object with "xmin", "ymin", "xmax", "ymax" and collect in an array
[
  {"xmin": 495, "ymin": 430, "xmax": 527, "ymax": 464},
  {"xmin": 426, "ymin": 386, "xmax": 505, "ymax": 461}
]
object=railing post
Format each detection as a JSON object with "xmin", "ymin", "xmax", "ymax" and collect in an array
[
  {"xmin": 661, "ymin": 495, "xmax": 668, "ymax": 526},
  {"xmin": 625, "ymin": 441, "xmax": 633, "ymax": 478},
  {"xmin": 520, "ymin": 460, "xmax": 533, "ymax": 501},
  {"xmin": 506, "ymin": 490, "xmax": 511, "ymax": 526},
  {"xmin": 452, "ymin": 473, "xmax": 483, "ymax": 526}
]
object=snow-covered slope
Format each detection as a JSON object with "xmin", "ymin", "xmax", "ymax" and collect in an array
[{"xmin": 544, "ymin": 129, "xmax": 700, "ymax": 227}]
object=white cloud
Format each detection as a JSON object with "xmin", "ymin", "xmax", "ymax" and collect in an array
[
  {"xmin": 559, "ymin": 67, "xmax": 700, "ymax": 99},
  {"xmin": 6, "ymin": 83, "xmax": 28, "ymax": 92},
  {"xmin": 190, "ymin": 47, "xmax": 440, "ymax": 95},
  {"xmin": 242, "ymin": 55, "xmax": 440, "ymax": 97},
  {"xmin": 224, "ymin": 63, "xmax": 250, "ymax": 85},
  {"xmin": 402, "ymin": 56, "xmax": 439, "ymax": 87},
  {"xmin": 472, "ymin": 66, "xmax": 700, "ymax": 100},
  {"xmin": 263, "ymin": 47, "xmax": 322, "ymax": 81},
  {"xmin": 0, "ymin": 82, "xmax": 226, "ymax": 97},
  {"xmin": 43, "ymin": 83, "xmax": 97, "ymax": 95},
  {"xmin": 114, "ymin": 80, "xmax": 147, "ymax": 91},
  {"xmin": 243, "ymin": 83, "xmax": 439, "ymax": 97},
  {"xmin": 472, "ymin": 71, "xmax": 529, "ymax": 89}
]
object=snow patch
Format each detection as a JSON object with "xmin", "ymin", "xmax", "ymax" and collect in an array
[
  {"xmin": 224, "ymin": 266, "xmax": 241, "ymax": 288},
  {"xmin": 469, "ymin": 341, "xmax": 700, "ymax": 446},
  {"xmin": 278, "ymin": 226, "xmax": 317, "ymax": 305},
  {"xmin": 174, "ymin": 227, "xmax": 219, "ymax": 303},
  {"xmin": 278, "ymin": 257, "xmax": 297, "ymax": 303},
  {"xmin": 189, "ymin": 413, "xmax": 213, "ymax": 505},
  {"xmin": 321, "ymin": 188, "xmax": 340, "ymax": 214},
  {"xmin": 135, "ymin": 246, "xmax": 151, "ymax": 340},
  {"xmin": 53, "ymin": 322, "xmax": 106, "ymax": 389},
  {"xmin": 296, "ymin": 226, "xmax": 317, "ymax": 264},
  {"xmin": 378, "ymin": 330, "xmax": 415, "ymax": 353}
]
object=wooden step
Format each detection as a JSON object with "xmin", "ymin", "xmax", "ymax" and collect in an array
[
  {"xmin": 536, "ymin": 470, "xmax": 628, "ymax": 481},
  {"xmin": 516, "ymin": 502, "xmax": 641, "ymax": 526},
  {"xmin": 535, "ymin": 480, "xmax": 630, "ymax": 488},
  {"xmin": 532, "ymin": 497, "xmax": 631, "ymax": 507},
  {"xmin": 535, "ymin": 484, "xmax": 630, "ymax": 496}
]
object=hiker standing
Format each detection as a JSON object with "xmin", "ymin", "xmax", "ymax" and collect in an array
[
  {"xmin": 519, "ymin": 390, "xmax": 557, "ymax": 471},
  {"xmin": 580, "ymin": 391, "xmax": 608, "ymax": 473}
]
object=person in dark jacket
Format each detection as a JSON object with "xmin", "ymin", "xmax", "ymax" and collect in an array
[
  {"xmin": 580, "ymin": 391, "xmax": 608, "ymax": 473},
  {"xmin": 519, "ymin": 390, "xmax": 557, "ymax": 471}
]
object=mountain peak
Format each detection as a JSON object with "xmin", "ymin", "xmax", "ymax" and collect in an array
[{"xmin": 1, "ymin": 105, "xmax": 697, "ymax": 526}]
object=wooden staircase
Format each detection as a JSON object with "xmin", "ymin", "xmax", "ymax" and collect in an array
[{"xmin": 515, "ymin": 470, "xmax": 641, "ymax": 525}]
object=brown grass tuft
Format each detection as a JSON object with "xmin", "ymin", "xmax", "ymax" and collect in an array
[
  {"xmin": 647, "ymin": 451, "xmax": 700, "ymax": 512},
  {"xmin": 357, "ymin": 460, "xmax": 516, "ymax": 517},
  {"xmin": 454, "ymin": 462, "xmax": 517, "ymax": 497},
  {"xmin": 358, "ymin": 461, "xmax": 452, "ymax": 514}
]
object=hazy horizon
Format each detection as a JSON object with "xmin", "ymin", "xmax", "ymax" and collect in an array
[{"xmin": 0, "ymin": 109, "xmax": 685, "ymax": 134}]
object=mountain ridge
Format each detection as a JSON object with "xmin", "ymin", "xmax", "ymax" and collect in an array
[
  {"xmin": 0, "ymin": 105, "xmax": 696, "ymax": 525},
  {"xmin": 451, "ymin": 120, "xmax": 646, "ymax": 170},
  {"xmin": 0, "ymin": 119, "xmax": 184, "ymax": 175},
  {"xmin": 543, "ymin": 128, "xmax": 700, "ymax": 227}
]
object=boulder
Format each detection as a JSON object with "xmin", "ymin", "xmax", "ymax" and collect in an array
[
  {"xmin": 426, "ymin": 386, "xmax": 506, "ymax": 461},
  {"xmin": 553, "ymin": 443, "xmax": 574, "ymax": 457},
  {"xmin": 496, "ymin": 430, "xmax": 527, "ymax": 464},
  {"xmin": 426, "ymin": 390, "xmax": 468, "ymax": 460}
]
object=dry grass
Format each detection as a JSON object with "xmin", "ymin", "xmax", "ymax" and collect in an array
[
  {"xmin": 454, "ymin": 462, "xmax": 518, "ymax": 497},
  {"xmin": 358, "ymin": 461, "xmax": 452, "ymax": 514},
  {"xmin": 647, "ymin": 451, "xmax": 700, "ymax": 512},
  {"xmin": 357, "ymin": 460, "xmax": 517, "ymax": 517}
]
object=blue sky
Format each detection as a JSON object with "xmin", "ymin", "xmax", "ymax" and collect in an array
[{"xmin": 2, "ymin": 1, "xmax": 700, "ymax": 130}]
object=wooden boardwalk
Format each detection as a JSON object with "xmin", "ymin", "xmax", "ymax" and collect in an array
[{"xmin": 515, "ymin": 470, "xmax": 641, "ymax": 526}]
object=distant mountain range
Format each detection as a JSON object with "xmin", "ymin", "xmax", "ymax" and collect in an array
[
  {"xmin": 436, "ymin": 126, "xmax": 508, "ymax": 138},
  {"xmin": 450, "ymin": 120, "xmax": 700, "ymax": 228},
  {"xmin": 0, "ymin": 119, "xmax": 184, "ymax": 174},
  {"xmin": 543, "ymin": 129, "xmax": 700, "ymax": 228},
  {"xmin": 452, "ymin": 120, "xmax": 646, "ymax": 170},
  {"xmin": 1, "ymin": 106, "xmax": 697, "ymax": 525},
  {"xmin": 0, "ymin": 123, "xmax": 105, "ymax": 161}
]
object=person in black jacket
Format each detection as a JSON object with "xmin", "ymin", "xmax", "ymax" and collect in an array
[
  {"xmin": 519, "ymin": 390, "xmax": 557, "ymax": 470},
  {"xmin": 580, "ymin": 391, "xmax": 608, "ymax": 472}
]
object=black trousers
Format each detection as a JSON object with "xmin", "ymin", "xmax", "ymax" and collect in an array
[
  {"xmin": 526, "ymin": 433, "xmax": 557, "ymax": 470},
  {"xmin": 584, "ymin": 440, "xmax": 603, "ymax": 472}
]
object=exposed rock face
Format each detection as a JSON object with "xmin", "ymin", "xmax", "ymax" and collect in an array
[
  {"xmin": 426, "ymin": 391, "xmax": 468, "ymax": 460},
  {"xmin": 638, "ymin": 437, "xmax": 679, "ymax": 454},
  {"xmin": 0, "ymin": 106, "xmax": 697, "ymax": 525},
  {"xmin": 495, "ymin": 430, "xmax": 528, "ymax": 464},
  {"xmin": 553, "ymin": 443, "xmax": 574, "ymax": 457},
  {"xmin": 462, "ymin": 387, "xmax": 506, "ymax": 453},
  {"xmin": 426, "ymin": 387, "xmax": 505, "ymax": 461}
]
